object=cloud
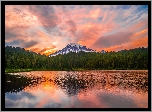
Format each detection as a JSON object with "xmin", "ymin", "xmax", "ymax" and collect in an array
[
  {"xmin": 5, "ymin": 39, "xmax": 22, "ymax": 46},
  {"xmin": 93, "ymin": 32, "xmax": 133, "ymax": 49},
  {"xmin": 6, "ymin": 38, "xmax": 39, "ymax": 48},
  {"xmin": 38, "ymin": 45, "xmax": 56, "ymax": 53},
  {"xmin": 129, "ymin": 36, "xmax": 148, "ymax": 49},
  {"xmin": 5, "ymin": 25, "xmax": 29, "ymax": 41},
  {"xmin": 25, "ymin": 45, "xmax": 57, "ymax": 55},
  {"xmin": 65, "ymin": 20, "xmax": 77, "ymax": 35},
  {"xmin": 5, "ymin": 24, "xmax": 39, "ymax": 48},
  {"xmin": 74, "ymin": 26, "xmax": 100, "ymax": 47},
  {"xmin": 23, "ymin": 40, "xmax": 39, "ymax": 48},
  {"xmin": 103, "ymin": 34, "xmax": 148, "ymax": 52},
  {"xmin": 104, "ymin": 45, "xmax": 125, "ymax": 52},
  {"xmin": 5, "ymin": 29, "xmax": 17, "ymax": 40},
  {"xmin": 12, "ymin": 7, "xmax": 22, "ymax": 14},
  {"xmin": 131, "ymin": 28, "xmax": 148, "ymax": 40},
  {"xmin": 27, "ymin": 5, "xmax": 61, "ymax": 35}
]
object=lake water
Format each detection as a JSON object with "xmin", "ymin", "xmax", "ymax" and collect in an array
[{"xmin": 5, "ymin": 70, "xmax": 148, "ymax": 108}]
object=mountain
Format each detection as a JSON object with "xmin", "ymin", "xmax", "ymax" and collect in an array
[{"xmin": 49, "ymin": 43, "xmax": 96, "ymax": 57}]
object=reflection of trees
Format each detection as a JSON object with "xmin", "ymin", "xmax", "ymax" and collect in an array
[
  {"xmin": 5, "ymin": 73, "xmax": 32, "ymax": 93},
  {"xmin": 5, "ymin": 73, "xmax": 50, "ymax": 93},
  {"xmin": 54, "ymin": 72, "xmax": 106, "ymax": 96},
  {"xmin": 104, "ymin": 71, "xmax": 148, "ymax": 93},
  {"xmin": 5, "ymin": 73, "xmax": 56, "ymax": 93},
  {"xmin": 54, "ymin": 71, "xmax": 148, "ymax": 96},
  {"xmin": 54, "ymin": 73, "xmax": 88, "ymax": 97}
]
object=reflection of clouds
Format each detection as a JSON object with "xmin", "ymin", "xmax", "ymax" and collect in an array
[
  {"xmin": 22, "ymin": 75, "xmax": 68, "ymax": 108},
  {"xmin": 78, "ymin": 87, "xmax": 148, "ymax": 108},
  {"xmin": 5, "ymin": 89, "xmax": 65, "ymax": 108},
  {"xmin": 43, "ymin": 103, "xmax": 62, "ymax": 108},
  {"xmin": 5, "ymin": 92, "xmax": 36, "ymax": 108},
  {"xmin": 5, "ymin": 71, "xmax": 148, "ymax": 108},
  {"xmin": 78, "ymin": 90, "xmax": 107, "ymax": 108},
  {"xmin": 5, "ymin": 91, "xmax": 35, "ymax": 101},
  {"xmin": 5, "ymin": 98, "xmax": 20, "ymax": 108},
  {"xmin": 96, "ymin": 91, "xmax": 138, "ymax": 108}
]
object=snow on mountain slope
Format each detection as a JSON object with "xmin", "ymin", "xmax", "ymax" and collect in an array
[{"xmin": 49, "ymin": 43, "xmax": 96, "ymax": 57}]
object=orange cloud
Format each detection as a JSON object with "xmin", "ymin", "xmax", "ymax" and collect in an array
[
  {"xmin": 103, "ymin": 35, "xmax": 148, "ymax": 52},
  {"xmin": 129, "ymin": 36, "xmax": 148, "ymax": 48},
  {"xmin": 128, "ymin": 19, "xmax": 148, "ymax": 33},
  {"xmin": 37, "ymin": 30, "xmax": 50, "ymax": 41},
  {"xmin": 74, "ymin": 19, "xmax": 119, "ymax": 49},
  {"xmin": 25, "ymin": 45, "xmax": 56, "ymax": 56},
  {"xmin": 131, "ymin": 28, "xmax": 148, "ymax": 40},
  {"xmin": 104, "ymin": 45, "xmax": 124, "ymax": 52}
]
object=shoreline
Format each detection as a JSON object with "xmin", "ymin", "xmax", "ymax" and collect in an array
[{"xmin": 5, "ymin": 69, "xmax": 148, "ymax": 73}]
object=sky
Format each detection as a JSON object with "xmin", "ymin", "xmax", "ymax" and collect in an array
[{"xmin": 5, "ymin": 5, "xmax": 148, "ymax": 55}]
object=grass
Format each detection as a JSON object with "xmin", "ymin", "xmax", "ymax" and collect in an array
[{"xmin": 5, "ymin": 69, "xmax": 33, "ymax": 73}]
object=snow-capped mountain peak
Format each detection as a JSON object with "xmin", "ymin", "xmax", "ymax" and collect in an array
[
  {"xmin": 68, "ymin": 43, "xmax": 83, "ymax": 48},
  {"xmin": 49, "ymin": 43, "xmax": 95, "ymax": 57}
]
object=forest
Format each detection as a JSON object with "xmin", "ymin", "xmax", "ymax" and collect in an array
[{"xmin": 5, "ymin": 46, "xmax": 148, "ymax": 72}]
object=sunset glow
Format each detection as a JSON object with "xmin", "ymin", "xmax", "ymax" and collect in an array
[{"xmin": 5, "ymin": 5, "xmax": 148, "ymax": 55}]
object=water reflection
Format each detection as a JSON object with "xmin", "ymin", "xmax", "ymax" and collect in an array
[
  {"xmin": 54, "ymin": 70, "xmax": 148, "ymax": 96},
  {"xmin": 5, "ymin": 70, "xmax": 148, "ymax": 108},
  {"xmin": 5, "ymin": 73, "xmax": 32, "ymax": 93},
  {"xmin": 54, "ymin": 73, "xmax": 88, "ymax": 97}
]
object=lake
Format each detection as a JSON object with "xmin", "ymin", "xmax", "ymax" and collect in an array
[{"xmin": 5, "ymin": 70, "xmax": 148, "ymax": 108}]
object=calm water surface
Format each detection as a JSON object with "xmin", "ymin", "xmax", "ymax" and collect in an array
[{"xmin": 5, "ymin": 70, "xmax": 148, "ymax": 108}]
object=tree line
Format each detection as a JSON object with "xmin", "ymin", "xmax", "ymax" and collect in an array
[{"xmin": 5, "ymin": 46, "xmax": 148, "ymax": 71}]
